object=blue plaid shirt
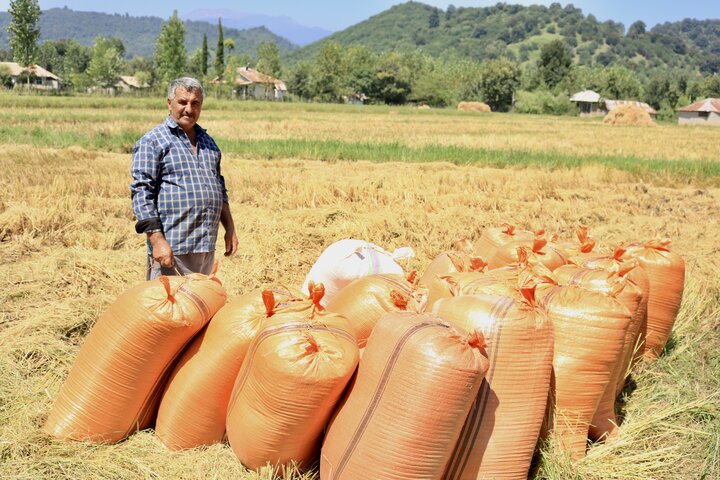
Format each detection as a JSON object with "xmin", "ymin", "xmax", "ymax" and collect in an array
[{"xmin": 130, "ymin": 115, "xmax": 228, "ymax": 255}]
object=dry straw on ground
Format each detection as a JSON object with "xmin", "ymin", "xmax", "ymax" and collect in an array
[
  {"xmin": 1, "ymin": 116, "xmax": 719, "ymax": 478},
  {"xmin": 603, "ymin": 105, "xmax": 656, "ymax": 127},
  {"xmin": 457, "ymin": 101, "xmax": 492, "ymax": 112}
]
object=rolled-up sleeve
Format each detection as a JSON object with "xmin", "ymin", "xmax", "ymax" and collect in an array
[{"xmin": 130, "ymin": 137, "xmax": 163, "ymax": 233}]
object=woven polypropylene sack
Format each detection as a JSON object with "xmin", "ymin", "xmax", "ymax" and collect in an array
[
  {"xmin": 155, "ymin": 287, "xmax": 302, "ymax": 450},
  {"xmin": 575, "ymin": 247, "xmax": 651, "ymax": 370},
  {"xmin": 553, "ymin": 265, "xmax": 643, "ymax": 441},
  {"xmin": 434, "ymin": 294, "xmax": 553, "ymax": 480},
  {"xmin": 325, "ymin": 274, "xmax": 419, "ymax": 348},
  {"xmin": 540, "ymin": 285, "xmax": 631, "ymax": 459},
  {"xmin": 472, "ymin": 224, "xmax": 534, "ymax": 261},
  {"xmin": 489, "ymin": 234, "xmax": 568, "ymax": 272},
  {"xmin": 301, "ymin": 239, "xmax": 413, "ymax": 307},
  {"xmin": 226, "ymin": 302, "xmax": 358, "ymax": 471},
  {"xmin": 622, "ymin": 240, "xmax": 685, "ymax": 358},
  {"xmin": 320, "ymin": 312, "xmax": 489, "ymax": 480},
  {"xmin": 44, "ymin": 274, "xmax": 227, "ymax": 443}
]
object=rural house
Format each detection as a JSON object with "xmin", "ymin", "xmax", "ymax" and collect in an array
[
  {"xmin": 115, "ymin": 75, "xmax": 150, "ymax": 94},
  {"xmin": 569, "ymin": 90, "xmax": 603, "ymax": 116},
  {"xmin": 677, "ymin": 98, "xmax": 720, "ymax": 126},
  {"xmin": 0, "ymin": 61, "xmax": 61, "ymax": 90},
  {"xmin": 570, "ymin": 91, "xmax": 658, "ymax": 119},
  {"xmin": 213, "ymin": 66, "xmax": 286, "ymax": 100}
]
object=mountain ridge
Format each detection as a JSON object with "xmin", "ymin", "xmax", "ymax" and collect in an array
[{"xmin": 0, "ymin": 7, "xmax": 298, "ymax": 58}]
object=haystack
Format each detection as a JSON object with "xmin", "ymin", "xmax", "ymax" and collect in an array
[
  {"xmin": 603, "ymin": 104, "xmax": 655, "ymax": 126},
  {"xmin": 458, "ymin": 101, "xmax": 491, "ymax": 113}
]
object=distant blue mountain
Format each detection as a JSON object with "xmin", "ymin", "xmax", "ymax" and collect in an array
[{"xmin": 183, "ymin": 9, "xmax": 334, "ymax": 46}]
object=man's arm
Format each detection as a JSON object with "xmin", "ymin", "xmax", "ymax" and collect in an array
[
  {"xmin": 220, "ymin": 202, "xmax": 238, "ymax": 257},
  {"xmin": 131, "ymin": 137, "xmax": 174, "ymax": 268}
]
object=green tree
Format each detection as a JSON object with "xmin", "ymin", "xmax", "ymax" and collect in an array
[
  {"xmin": 704, "ymin": 75, "xmax": 720, "ymax": 98},
  {"xmin": 476, "ymin": 58, "xmax": 521, "ymax": 111},
  {"xmin": 601, "ymin": 67, "xmax": 641, "ymax": 99},
  {"xmin": 154, "ymin": 10, "xmax": 187, "ymax": 86},
  {"xmin": 187, "ymin": 48, "xmax": 205, "ymax": 79},
  {"xmin": 370, "ymin": 51, "xmax": 413, "ymax": 105},
  {"xmin": 538, "ymin": 39, "xmax": 572, "ymax": 89},
  {"xmin": 215, "ymin": 19, "xmax": 224, "ymax": 78},
  {"xmin": 201, "ymin": 33, "xmax": 208, "ymax": 76},
  {"xmin": 287, "ymin": 61, "xmax": 312, "ymax": 100},
  {"xmin": 8, "ymin": 0, "xmax": 41, "ymax": 90},
  {"xmin": 256, "ymin": 41, "xmax": 281, "ymax": 78},
  {"xmin": 87, "ymin": 36, "xmax": 124, "ymax": 88},
  {"xmin": 429, "ymin": 9, "xmax": 440, "ymax": 29},
  {"xmin": 626, "ymin": 20, "xmax": 646, "ymax": 39},
  {"xmin": 310, "ymin": 41, "xmax": 343, "ymax": 102}
]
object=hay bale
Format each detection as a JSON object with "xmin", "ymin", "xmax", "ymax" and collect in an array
[
  {"xmin": 603, "ymin": 105, "xmax": 655, "ymax": 126},
  {"xmin": 418, "ymin": 104, "xmax": 431, "ymax": 110},
  {"xmin": 458, "ymin": 101, "xmax": 492, "ymax": 113}
]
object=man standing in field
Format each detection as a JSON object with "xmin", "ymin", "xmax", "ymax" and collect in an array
[{"xmin": 130, "ymin": 77, "xmax": 238, "ymax": 279}]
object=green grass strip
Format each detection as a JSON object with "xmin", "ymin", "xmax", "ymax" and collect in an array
[
  {"xmin": 3, "ymin": 126, "xmax": 718, "ymax": 184},
  {"xmin": 219, "ymin": 138, "xmax": 720, "ymax": 184}
]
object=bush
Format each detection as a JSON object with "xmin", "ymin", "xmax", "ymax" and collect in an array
[{"xmin": 513, "ymin": 90, "xmax": 578, "ymax": 116}]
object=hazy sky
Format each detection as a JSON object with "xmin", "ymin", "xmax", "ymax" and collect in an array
[{"xmin": 1, "ymin": 1, "xmax": 719, "ymax": 31}]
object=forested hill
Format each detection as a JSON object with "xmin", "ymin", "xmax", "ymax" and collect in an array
[
  {"xmin": 0, "ymin": 7, "xmax": 298, "ymax": 58},
  {"xmin": 287, "ymin": 2, "xmax": 720, "ymax": 74}
]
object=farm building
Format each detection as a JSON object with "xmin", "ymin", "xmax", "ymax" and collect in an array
[
  {"xmin": 677, "ymin": 98, "xmax": 720, "ymax": 126},
  {"xmin": 212, "ymin": 66, "xmax": 286, "ymax": 100},
  {"xmin": 0, "ymin": 61, "xmax": 61, "ymax": 90},
  {"xmin": 569, "ymin": 91, "xmax": 658, "ymax": 119},
  {"xmin": 115, "ymin": 75, "xmax": 150, "ymax": 93},
  {"xmin": 570, "ymin": 90, "xmax": 603, "ymax": 116}
]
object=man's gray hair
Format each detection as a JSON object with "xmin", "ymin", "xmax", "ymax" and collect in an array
[{"xmin": 167, "ymin": 77, "xmax": 205, "ymax": 101}]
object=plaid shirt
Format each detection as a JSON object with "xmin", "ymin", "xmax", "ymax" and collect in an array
[{"xmin": 130, "ymin": 115, "xmax": 228, "ymax": 255}]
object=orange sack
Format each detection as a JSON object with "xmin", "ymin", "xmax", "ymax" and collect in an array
[
  {"xmin": 419, "ymin": 248, "xmax": 487, "ymax": 309},
  {"xmin": 540, "ymin": 285, "xmax": 632, "ymax": 459},
  {"xmin": 325, "ymin": 274, "xmax": 420, "ymax": 347},
  {"xmin": 489, "ymin": 231, "xmax": 568, "ymax": 271},
  {"xmin": 155, "ymin": 287, "xmax": 302, "ymax": 450},
  {"xmin": 433, "ymin": 292, "xmax": 553, "ymax": 480},
  {"xmin": 622, "ymin": 239, "xmax": 685, "ymax": 358},
  {"xmin": 226, "ymin": 290, "xmax": 358, "ymax": 471},
  {"xmin": 320, "ymin": 312, "xmax": 489, "ymax": 480},
  {"xmin": 553, "ymin": 265, "xmax": 643, "ymax": 441},
  {"xmin": 473, "ymin": 223, "xmax": 534, "ymax": 261},
  {"xmin": 44, "ymin": 274, "xmax": 227, "ymax": 443},
  {"xmin": 574, "ymin": 246, "xmax": 650, "ymax": 369}
]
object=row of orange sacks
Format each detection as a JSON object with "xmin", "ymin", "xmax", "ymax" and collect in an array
[{"xmin": 43, "ymin": 224, "xmax": 685, "ymax": 480}]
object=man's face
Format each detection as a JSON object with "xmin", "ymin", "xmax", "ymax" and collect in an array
[{"xmin": 167, "ymin": 87, "xmax": 203, "ymax": 133}]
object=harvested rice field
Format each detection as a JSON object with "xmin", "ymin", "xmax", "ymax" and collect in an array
[{"xmin": 0, "ymin": 94, "xmax": 718, "ymax": 479}]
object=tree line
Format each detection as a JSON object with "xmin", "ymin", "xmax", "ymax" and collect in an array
[{"xmin": 3, "ymin": 0, "xmax": 720, "ymax": 118}]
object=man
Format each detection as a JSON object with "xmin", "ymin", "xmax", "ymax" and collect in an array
[{"xmin": 131, "ymin": 77, "xmax": 238, "ymax": 279}]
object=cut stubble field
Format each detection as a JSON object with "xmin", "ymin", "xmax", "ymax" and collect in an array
[{"xmin": 0, "ymin": 94, "xmax": 718, "ymax": 479}]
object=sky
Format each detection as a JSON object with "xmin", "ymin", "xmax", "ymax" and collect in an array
[{"xmin": 1, "ymin": 1, "xmax": 719, "ymax": 32}]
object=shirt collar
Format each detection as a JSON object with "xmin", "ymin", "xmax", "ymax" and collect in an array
[{"xmin": 164, "ymin": 115, "xmax": 206, "ymax": 135}]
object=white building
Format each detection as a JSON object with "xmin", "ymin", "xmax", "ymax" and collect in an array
[{"xmin": 0, "ymin": 62, "xmax": 62, "ymax": 90}]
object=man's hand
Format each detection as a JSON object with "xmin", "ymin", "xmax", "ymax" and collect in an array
[
  {"xmin": 224, "ymin": 229, "xmax": 238, "ymax": 257},
  {"xmin": 148, "ymin": 232, "xmax": 174, "ymax": 268},
  {"xmin": 220, "ymin": 202, "xmax": 238, "ymax": 257}
]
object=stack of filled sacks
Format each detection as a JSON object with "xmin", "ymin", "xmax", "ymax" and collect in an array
[
  {"xmin": 423, "ymin": 225, "xmax": 684, "ymax": 464},
  {"xmin": 44, "ymin": 231, "xmax": 685, "ymax": 476}
]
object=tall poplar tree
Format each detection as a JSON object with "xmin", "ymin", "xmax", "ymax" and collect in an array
[
  {"xmin": 154, "ymin": 10, "xmax": 187, "ymax": 86},
  {"xmin": 7, "ymin": 0, "xmax": 41, "ymax": 90},
  {"xmin": 215, "ymin": 19, "xmax": 224, "ymax": 78},
  {"xmin": 201, "ymin": 33, "xmax": 208, "ymax": 76}
]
